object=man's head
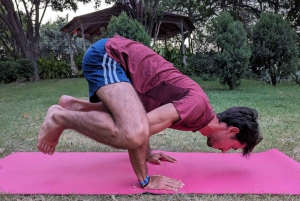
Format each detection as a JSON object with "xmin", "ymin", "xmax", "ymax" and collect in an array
[{"xmin": 216, "ymin": 107, "xmax": 262, "ymax": 156}]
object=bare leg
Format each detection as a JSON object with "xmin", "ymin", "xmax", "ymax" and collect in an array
[
  {"xmin": 37, "ymin": 105, "xmax": 64, "ymax": 154},
  {"xmin": 58, "ymin": 95, "xmax": 107, "ymax": 112},
  {"xmin": 37, "ymin": 82, "xmax": 149, "ymax": 154}
]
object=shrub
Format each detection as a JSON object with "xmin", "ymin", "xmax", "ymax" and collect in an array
[
  {"xmin": 104, "ymin": 11, "xmax": 151, "ymax": 47},
  {"xmin": 16, "ymin": 59, "xmax": 35, "ymax": 81},
  {"xmin": 251, "ymin": 12, "xmax": 299, "ymax": 86},
  {"xmin": 154, "ymin": 44, "xmax": 193, "ymax": 75},
  {"xmin": 207, "ymin": 12, "xmax": 251, "ymax": 89},
  {"xmin": 74, "ymin": 51, "xmax": 84, "ymax": 72},
  {"xmin": 38, "ymin": 57, "xmax": 72, "ymax": 79},
  {"xmin": 0, "ymin": 59, "xmax": 34, "ymax": 84},
  {"xmin": 188, "ymin": 52, "xmax": 217, "ymax": 80}
]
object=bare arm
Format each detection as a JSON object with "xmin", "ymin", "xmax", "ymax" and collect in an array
[
  {"xmin": 129, "ymin": 103, "xmax": 184, "ymax": 190},
  {"xmin": 145, "ymin": 103, "xmax": 180, "ymax": 164},
  {"xmin": 148, "ymin": 103, "xmax": 180, "ymax": 136}
]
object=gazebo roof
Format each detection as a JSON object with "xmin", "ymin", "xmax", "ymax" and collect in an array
[{"xmin": 60, "ymin": 5, "xmax": 195, "ymax": 41}]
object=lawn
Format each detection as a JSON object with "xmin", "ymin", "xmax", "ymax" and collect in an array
[{"xmin": 0, "ymin": 78, "xmax": 300, "ymax": 200}]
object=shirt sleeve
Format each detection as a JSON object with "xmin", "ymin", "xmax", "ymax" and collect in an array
[{"xmin": 170, "ymin": 91, "xmax": 215, "ymax": 131}]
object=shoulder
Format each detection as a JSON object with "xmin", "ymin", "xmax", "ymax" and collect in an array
[{"xmin": 171, "ymin": 88, "xmax": 215, "ymax": 130}]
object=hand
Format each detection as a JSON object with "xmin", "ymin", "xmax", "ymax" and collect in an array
[
  {"xmin": 144, "ymin": 175, "xmax": 184, "ymax": 191},
  {"xmin": 146, "ymin": 152, "xmax": 177, "ymax": 165}
]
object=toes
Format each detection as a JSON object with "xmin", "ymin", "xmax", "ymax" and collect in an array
[
  {"xmin": 42, "ymin": 144, "xmax": 49, "ymax": 154},
  {"xmin": 37, "ymin": 139, "xmax": 57, "ymax": 155},
  {"xmin": 49, "ymin": 146, "xmax": 56, "ymax": 155},
  {"xmin": 37, "ymin": 143, "xmax": 50, "ymax": 154},
  {"xmin": 45, "ymin": 145, "xmax": 52, "ymax": 153}
]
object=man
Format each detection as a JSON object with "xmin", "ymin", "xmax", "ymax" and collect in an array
[{"xmin": 37, "ymin": 35, "xmax": 262, "ymax": 191}]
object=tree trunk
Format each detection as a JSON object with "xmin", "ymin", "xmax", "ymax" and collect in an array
[
  {"xmin": 0, "ymin": 0, "xmax": 40, "ymax": 81},
  {"xmin": 128, "ymin": 0, "xmax": 160, "ymax": 37}
]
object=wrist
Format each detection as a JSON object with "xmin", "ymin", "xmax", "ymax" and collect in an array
[
  {"xmin": 139, "ymin": 175, "xmax": 150, "ymax": 188},
  {"xmin": 146, "ymin": 151, "xmax": 152, "ymax": 158}
]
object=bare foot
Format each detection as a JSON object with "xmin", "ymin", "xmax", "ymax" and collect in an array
[{"xmin": 37, "ymin": 105, "xmax": 64, "ymax": 155}]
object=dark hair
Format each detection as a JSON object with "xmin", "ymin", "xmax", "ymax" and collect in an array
[{"xmin": 217, "ymin": 107, "xmax": 262, "ymax": 157}]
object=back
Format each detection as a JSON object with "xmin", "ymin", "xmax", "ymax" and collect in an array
[{"xmin": 105, "ymin": 35, "xmax": 215, "ymax": 131}]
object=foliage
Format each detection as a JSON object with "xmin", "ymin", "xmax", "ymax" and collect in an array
[
  {"xmin": 188, "ymin": 52, "xmax": 217, "ymax": 80},
  {"xmin": 103, "ymin": 0, "xmax": 162, "ymax": 37},
  {"xmin": 0, "ymin": 0, "xmax": 102, "ymax": 81},
  {"xmin": 40, "ymin": 16, "xmax": 88, "ymax": 61},
  {"xmin": 251, "ymin": 12, "xmax": 299, "ymax": 86},
  {"xmin": 290, "ymin": 58, "xmax": 300, "ymax": 86},
  {"xmin": 0, "ymin": 59, "xmax": 34, "ymax": 84},
  {"xmin": 291, "ymin": 71, "xmax": 300, "ymax": 86},
  {"xmin": 207, "ymin": 12, "xmax": 251, "ymax": 90},
  {"xmin": 38, "ymin": 57, "xmax": 72, "ymax": 79},
  {"xmin": 153, "ymin": 44, "xmax": 193, "ymax": 75},
  {"xmin": 0, "ymin": 18, "xmax": 20, "ymax": 60},
  {"xmin": 103, "ymin": 11, "xmax": 151, "ymax": 47},
  {"xmin": 74, "ymin": 51, "xmax": 85, "ymax": 73},
  {"xmin": 154, "ymin": 44, "xmax": 181, "ymax": 66},
  {"xmin": 161, "ymin": 0, "xmax": 300, "ymax": 60}
]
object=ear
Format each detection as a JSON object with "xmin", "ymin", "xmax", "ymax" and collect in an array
[{"xmin": 227, "ymin": 127, "xmax": 239, "ymax": 137}]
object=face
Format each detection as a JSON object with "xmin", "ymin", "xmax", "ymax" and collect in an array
[{"xmin": 206, "ymin": 128, "xmax": 246, "ymax": 153}]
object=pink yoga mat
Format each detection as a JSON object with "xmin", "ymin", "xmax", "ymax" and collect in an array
[{"xmin": 0, "ymin": 149, "xmax": 299, "ymax": 195}]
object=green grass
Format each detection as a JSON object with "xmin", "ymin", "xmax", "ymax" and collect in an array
[{"xmin": 0, "ymin": 78, "xmax": 300, "ymax": 200}]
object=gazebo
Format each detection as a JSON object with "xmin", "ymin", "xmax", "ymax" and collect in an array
[{"xmin": 60, "ymin": 4, "xmax": 196, "ymax": 68}]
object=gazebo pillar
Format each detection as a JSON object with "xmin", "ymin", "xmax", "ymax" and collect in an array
[
  {"xmin": 68, "ymin": 32, "xmax": 76, "ymax": 74},
  {"xmin": 80, "ymin": 23, "xmax": 87, "ymax": 52},
  {"xmin": 181, "ymin": 19, "xmax": 187, "ymax": 66},
  {"xmin": 152, "ymin": 21, "xmax": 162, "ymax": 47}
]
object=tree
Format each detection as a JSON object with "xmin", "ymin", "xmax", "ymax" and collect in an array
[
  {"xmin": 0, "ymin": 18, "xmax": 21, "ymax": 60},
  {"xmin": 251, "ymin": 12, "xmax": 299, "ymax": 86},
  {"xmin": 104, "ymin": 11, "xmax": 150, "ymax": 46},
  {"xmin": 40, "ymin": 16, "xmax": 87, "ymax": 60},
  {"xmin": 207, "ymin": 12, "xmax": 251, "ymax": 89},
  {"xmin": 0, "ymin": 0, "xmax": 100, "ymax": 81},
  {"xmin": 105, "ymin": 0, "xmax": 161, "ymax": 38}
]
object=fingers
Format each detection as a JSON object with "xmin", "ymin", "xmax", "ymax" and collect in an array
[
  {"xmin": 159, "ymin": 153, "xmax": 177, "ymax": 163},
  {"xmin": 145, "ymin": 175, "xmax": 185, "ymax": 191},
  {"xmin": 148, "ymin": 158, "xmax": 162, "ymax": 165},
  {"xmin": 146, "ymin": 152, "xmax": 178, "ymax": 165}
]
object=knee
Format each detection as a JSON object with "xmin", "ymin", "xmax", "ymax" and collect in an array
[
  {"xmin": 122, "ymin": 124, "xmax": 149, "ymax": 149},
  {"xmin": 58, "ymin": 95, "xmax": 72, "ymax": 108}
]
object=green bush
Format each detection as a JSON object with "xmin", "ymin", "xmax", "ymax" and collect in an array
[
  {"xmin": 38, "ymin": 57, "xmax": 72, "ymax": 79},
  {"xmin": 251, "ymin": 12, "xmax": 299, "ymax": 86},
  {"xmin": 0, "ymin": 59, "xmax": 34, "ymax": 84},
  {"xmin": 188, "ymin": 52, "xmax": 217, "ymax": 80},
  {"xmin": 16, "ymin": 59, "xmax": 35, "ymax": 81},
  {"xmin": 154, "ymin": 45, "xmax": 193, "ymax": 75},
  {"xmin": 154, "ymin": 45, "xmax": 182, "ymax": 66},
  {"xmin": 0, "ymin": 61, "xmax": 17, "ymax": 84},
  {"xmin": 207, "ymin": 12, "xmax": 251, "ymax": 89},
  {"xmin": 104, "ymin": 11, "xmax": 151, "ymax": 47},
  {"xmin": 74, "ymin": 51, "xmax": 84, "ymax": 72}
]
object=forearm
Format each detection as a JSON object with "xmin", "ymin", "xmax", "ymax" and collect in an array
[
  {"xmin": 128, "ymin": 103, "xmax": 179, "ymax": 185},
  {"xmin": 146, "ymin": 140, "xmax": 151, "ymax": 156},
  {"xmin": 127, "ymin": 141, "xmax": 149, "ymax": 182}
]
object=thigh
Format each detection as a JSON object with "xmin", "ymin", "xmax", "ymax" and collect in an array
[{"xmin": 95, "ymin": 82, "xmax": 148, "ymax": 131}]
